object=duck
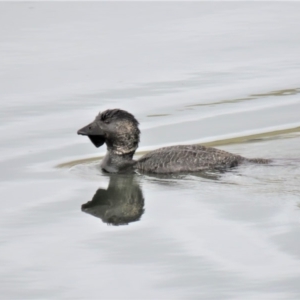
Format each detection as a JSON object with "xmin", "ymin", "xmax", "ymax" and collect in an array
[{"xmin": 77, "ymin": 109, "xmax": 270, "ymax": 174}]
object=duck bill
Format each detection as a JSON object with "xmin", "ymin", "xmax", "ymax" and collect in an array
[{"xmin": 77, "ymin": 122, "xmax": 106, "ymax": 148}]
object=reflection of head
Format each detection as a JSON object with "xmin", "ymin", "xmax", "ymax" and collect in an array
[{"xmin": 81, "ymin": 174, "xmax": 144, "ymax": 226}]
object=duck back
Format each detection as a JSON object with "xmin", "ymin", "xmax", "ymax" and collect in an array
[{"xmin": 136, "ymin": 144, "xmax": 245, "ymax": 174}]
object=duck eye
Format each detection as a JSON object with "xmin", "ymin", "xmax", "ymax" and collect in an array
[{"xmin": 103, "ymin": 119, "xmax": 110, "ymax": 124}]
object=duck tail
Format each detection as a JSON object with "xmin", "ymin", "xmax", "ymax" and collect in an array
[{"xmin": 246, "ymin": 158, "xmax": 272, "ymax": 164}]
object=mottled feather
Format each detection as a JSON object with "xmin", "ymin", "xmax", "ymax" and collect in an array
[
  {"xmin": 136, "ymin": 144, "xmax": 246, "ymax": 174},
  {"xmin": 78, "ymin": 109, "xmax": 270, "ymax": 174}
]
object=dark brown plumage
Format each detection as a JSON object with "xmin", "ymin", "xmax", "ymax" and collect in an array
[
  {"xmin": 136, "ymin": 144, "xmax": 245, "ymax": 173},
  {"xmin": 77, "ymin": 109, "xmax": 270, "ymax": 174}
]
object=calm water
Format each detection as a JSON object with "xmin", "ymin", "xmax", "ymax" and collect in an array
[{"xmin": 1, "ymin": 2, "xmax": 300, "ymax": 299}]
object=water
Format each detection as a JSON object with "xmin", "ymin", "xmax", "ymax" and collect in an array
[{"xmin": 1, "ymin": 2, "xmax": 300, "ymax": 299}]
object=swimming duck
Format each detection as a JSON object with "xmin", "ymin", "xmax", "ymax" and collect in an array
[{"xmin": 77, "ymin": 109, "xmax": 269, "ymax": 174}]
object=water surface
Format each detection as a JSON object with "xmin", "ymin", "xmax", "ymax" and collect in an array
[{"xmin": 1, "ymin": 2, "xmax": 300, "ymax": 299}]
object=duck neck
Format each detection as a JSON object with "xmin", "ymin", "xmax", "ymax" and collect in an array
[{"xmin": 101, "ymin": 149, "xmax": 136, "ymax": 173}]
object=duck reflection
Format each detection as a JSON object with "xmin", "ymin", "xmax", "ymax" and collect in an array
[{"xmin": 81, "ymin": 174, "xmax": 144, "ymax": 226}]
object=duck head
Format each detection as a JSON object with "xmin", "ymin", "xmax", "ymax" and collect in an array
[{"xmin": 77, "ymin": 109, "xmax": 140, "ymax": 156}]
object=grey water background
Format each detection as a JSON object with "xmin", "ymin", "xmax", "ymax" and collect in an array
[{"xmin": 1, "ymin": 2, "xmax": 300, "ymax": 299}]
